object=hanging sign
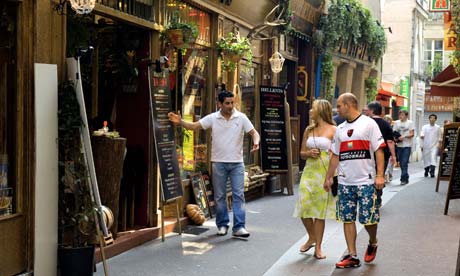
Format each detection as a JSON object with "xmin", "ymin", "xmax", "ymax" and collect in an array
[
  {"xmin": 148, "ymin": 68, "xmax": 183, "ymax": 202},
  {"xmin": 430, "ymin": 0, "xmax": 450, "ymax": 12},
  {"xmin": 444, "ymin": 12, "xmax": 458, "ymax": 51},
  {"xmin": 259, "ymin": 86, "xmax": 288, "ymax": 172}
]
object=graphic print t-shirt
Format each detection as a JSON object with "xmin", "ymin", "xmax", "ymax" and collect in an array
[{"xmin": 332, "ymin": 115, "xmax": 385, "ymax": 186}]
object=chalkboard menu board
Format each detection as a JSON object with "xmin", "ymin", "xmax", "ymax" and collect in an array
[
  {"xmin": 445, "ymin": 127, "xmax": 460, "ymax": 215},
  {"xmin": 436, "ymin": 123, "xmax": 460, "ymax": 192},
  {"xmin": 259, "ymin": 86, "xmax": 288, "ymax": 172},
  {"xmin": 148, "ymin": 69, "xmax": 182, "ymax": 202}
]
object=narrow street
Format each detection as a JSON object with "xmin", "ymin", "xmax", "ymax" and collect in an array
[{"xmin": 96, "ymin": 161, "xmax": 460, "ymax": 276}]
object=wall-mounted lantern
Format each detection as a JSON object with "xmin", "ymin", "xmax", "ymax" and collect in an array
[{"xmin": 269, "ymin": 51, "xmax": 285, "ymax": 74}]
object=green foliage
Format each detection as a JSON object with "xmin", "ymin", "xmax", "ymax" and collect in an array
[
  {"xmin": 426, "ymin": 53, "xmax": 443, "ymax": 79},
  {"xmin": 161, "ymin": 11, "xmax": 199, "ymax": 48},
  {"xmin": 321, "ymin": 53, "xmax": 334, "ymax": 101},
  {"xmin": 216, "ymin": 32, "xmax": 252, "ymax": 72},
  {"xmin": 365, "ymin": 76, "xmax": 379, "ymax": 103},
  {"xmin": 58, "ymin": 81, "xmax": 97, "ymax": 248},
  {"xmin": 450, "ymin": 1, "xmax": 460, "ymax": 74},
  {"xmin": 313, "ymin": 0, "xmax": 386, "ymax": 61}
]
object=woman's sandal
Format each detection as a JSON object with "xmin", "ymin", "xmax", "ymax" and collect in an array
[
  {"xmin": 314, "ymin": 252, "xmax": 326, "ymax": 259},
  {"xmin": 299, "ymin": 243, "xmax": 316, "ymax": 253}
]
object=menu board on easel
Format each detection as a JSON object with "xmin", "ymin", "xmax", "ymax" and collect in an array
[
  {"xmin": 259, "ymin": 86, "xmax": 288, "ymax": 172},
  {"xmin": 148, "ymin": 69, "xmax": 182, "ymax": 202},
  {"xmin": 436, "ymin": 123, "xmax": 460, "ymax": 192},
  {"xmin": 444, "ymin": 128, "xmax": 460, "ymax": 215}
]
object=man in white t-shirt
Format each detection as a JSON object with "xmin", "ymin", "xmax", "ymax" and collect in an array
[
  {"xmin": 420, "ymin": 114, "xmax": 442, "ymax": 177},
  {"xmin": 393, "ymin": 110, "xmax": 415, "ymax": 185},
  {"xmin": 324, "ymin": 93, "xmax": 385, "ymax": 269},
  {"xmin": 168, "ymin": 90, "xmax": 260, "ymax": 238}
]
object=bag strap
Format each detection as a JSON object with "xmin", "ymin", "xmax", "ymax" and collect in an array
[{"xmin": 312, "ymin": 128, "xmax": 344, "ymax": 176}]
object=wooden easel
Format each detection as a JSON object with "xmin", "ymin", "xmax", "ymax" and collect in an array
[
  {"xmin": 436, "ymin": 123, "xmax": 460, "ymax": 192},
  {"xmin": 160, "ymin": 186, "xmax": 182, "ymax": 242},
  {"xmin": 444, "ymin": 127, "xmax": 460, "ymax": 215}
]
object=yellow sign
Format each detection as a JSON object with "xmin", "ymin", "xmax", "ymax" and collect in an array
[
  {"xmin": 182, "ymin": 114, "xmax": 195, "ymax": 171},
  {"xmin": 444, "ymin": 12, "xmax": 458, "ymax": 51}
]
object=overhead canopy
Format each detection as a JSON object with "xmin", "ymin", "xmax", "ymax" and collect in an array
[
  {"xmin": 377, "ymin": 81, "xmax": 406, "ymax": 107},
  {"xmin": 430, "ymin": 65, "xmax": 460, "ymax": 96}
]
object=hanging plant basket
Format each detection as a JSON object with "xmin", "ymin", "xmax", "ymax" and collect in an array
[
  {"xmin": 161, "ymin": 12, "xmax": 199, "ymax": 49},
  {"xmin": 216, "ymin": 32, "xmax": 252, "ymax": 72},
  {"xmin": 164, "ymin": 28, "xmax": 197, "ymax": 49},
  {"xmin": 223, "ymin": 50, "xmax": 243, "ymax": 63}
]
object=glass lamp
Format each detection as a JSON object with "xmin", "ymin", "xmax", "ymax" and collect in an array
[
  {"xmin": 269, "ymin": 51, "xmax": 285, "ymax": 73},
  {"xmin": 69, "ymin": 0, "xmax": 96, "ymax": 14}
]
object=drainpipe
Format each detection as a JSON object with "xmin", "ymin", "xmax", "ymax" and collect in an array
[
  {"xmin": 315, "ymin": 54, "xmax": 322, "ymax": 98},
  {"xmin": 410, "ymin": 8, "xmax": 416, "ymax": 118}
]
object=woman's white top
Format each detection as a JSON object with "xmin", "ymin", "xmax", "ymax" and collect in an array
[{"xmin": 306, "ymin": 136, "xmax": 332, "ymax": 151}]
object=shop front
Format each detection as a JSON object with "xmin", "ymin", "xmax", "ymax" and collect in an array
[{"xmin": 0, "ymin": 0, "xmax": 34, "ymax": 274}]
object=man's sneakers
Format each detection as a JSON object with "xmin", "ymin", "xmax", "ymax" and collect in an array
[
  {"xmin": 232, "ymin": 227, "xmax": 250, "ymax": 238},
  {"xmin": 217, "ymin": 226, "xmax": 228, "ymax": 236},
  {"xmin": 364, "ymin": 243, "xmax": 378, "ymax": 263},
  {"xmin": 336, "ymin": 254, "xmax": 361, "ymax": 268}
]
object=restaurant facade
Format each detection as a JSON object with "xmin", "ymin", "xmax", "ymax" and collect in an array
[{"xmin": 0, "ymin": 0, "xmax": 330, "ymax": 274}]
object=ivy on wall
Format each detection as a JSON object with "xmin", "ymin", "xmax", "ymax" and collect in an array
[
  {"xmin": 321, "ymin": 53, "xmax": 334, "ymax": 101},
  {"xmin": 365, "ymin": 76, "xmax": 378, "ymax": 103},
  {"xmin": 313, "ymin": 0, "xmax": 387, "ymax": 98},
  {"xmin": 314, "ymin": 0, "xmax": 386, "ymax": 61}
]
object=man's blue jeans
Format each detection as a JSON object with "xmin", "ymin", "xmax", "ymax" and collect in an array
[
  {"xmin": 212, "ymin": 162, "xmax": 246, "ymax": 232},
  {"xmin": 396, "ymin": 146, "xmax": 411, "ymax": 182}
]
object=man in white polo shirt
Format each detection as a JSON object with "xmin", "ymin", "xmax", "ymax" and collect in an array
[{"xmin": 168, "ymin": 90, "xmax": 260, "ymax": 238}]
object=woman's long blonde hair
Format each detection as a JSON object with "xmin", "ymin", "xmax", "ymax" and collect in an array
[{"xmin": 305, "ymin": 99, "xmax": 335, "ymax": 136}]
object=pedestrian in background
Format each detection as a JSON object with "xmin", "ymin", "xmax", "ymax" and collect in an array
[
  {"xmin": 367, "ymin": 101, "xmax": 396, "ymax": 207},
  {"xmin": 420, "ymin": 114, "xmax": 442, "ymax": 178},
  {"xmin": 323, "ymin": 93, "xmax": 385, "ymax": 269},
  {"xmin": 168, "ymin": 90, "xmax": 260, "ymax": 238},
  {"xmin": 294, "ymin": 99, "xmax": 336, "ymax": 259},
  {"xmin": 393, "ymin": 110, "xmax": 414, "ymax": 185},
  {"xmin": 383, "ymin": 115, "xmax": 395, "ymax": 182}
]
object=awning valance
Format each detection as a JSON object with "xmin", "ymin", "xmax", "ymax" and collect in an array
[{"xmin": 430, "ymin": 65, "xmax": 460, "ymax": 97}]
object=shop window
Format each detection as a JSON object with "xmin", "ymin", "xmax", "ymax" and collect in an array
[
  {"xmin": 239, "ymin": 65, "xmax": 257, "ymax": 165},
  {"xmin": 0, "ymin": 2, "xmax": 17, "ymax": 217},
  {"xmin": 174, "ymin": 48, "xmax": 209, "ymax": 175}
]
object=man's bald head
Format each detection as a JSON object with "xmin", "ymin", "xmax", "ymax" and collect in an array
[
  {"xmin": 336, "ymin": 93, "xmax": 360, "ymax": 120},
  {"xmin": 338, "ymin": 93, "xmax": 358, "ymax": 109}
]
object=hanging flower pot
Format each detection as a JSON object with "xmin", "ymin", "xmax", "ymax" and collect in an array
[
  {"xmin": 216, "ymin": 32, "xmax": 252, "ymax": 72},
  {"xmin": 223, "ymin": 50, "xmax": 243, "ymax": 63},
  {"xmin": 161, "ymin": 12, "xmax": 198, "ymax": 49}
]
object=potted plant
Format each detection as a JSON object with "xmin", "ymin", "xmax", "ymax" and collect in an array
[
  {"xmin": 161, "ymin": 12, "xmax": 198, "ymax": 49},
  {"xmin": 216, "ymin": 32, "xmax": 252, "ymax": 71},
  {"xmin": 58, "ymin": 80, "xmax": 98, "ymax": 276}
]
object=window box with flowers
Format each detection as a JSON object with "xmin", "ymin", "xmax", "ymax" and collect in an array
[{"xmin": 216, "ymin": 32, "xmax": 252, "ymax": 72}]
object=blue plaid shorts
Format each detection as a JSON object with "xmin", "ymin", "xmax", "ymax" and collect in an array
[{"xmin": 336, "ymin": 184, "xmax": 380, "ymax": 225}]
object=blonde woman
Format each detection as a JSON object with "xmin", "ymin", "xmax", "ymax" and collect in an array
[{"xmin": 293, "ymin": 99, "xmax": 336, "ymax": 259}]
